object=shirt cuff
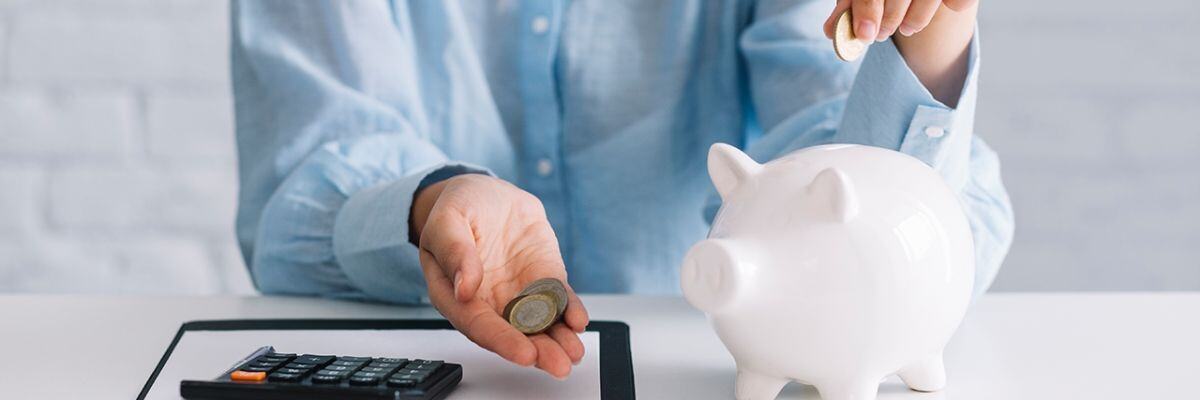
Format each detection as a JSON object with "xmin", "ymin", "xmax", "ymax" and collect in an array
[
  {"xmin": 332, "ymin": 162, "xmax": 491, "ymax": 303},
  {"xmin": 835, "ymin": 29, "xmax": 981, "ymax": 191}
]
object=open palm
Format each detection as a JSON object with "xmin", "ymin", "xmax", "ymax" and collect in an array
[{"xmin": 414, "ymin": 174, "xmax": 589, "ymax": 379}]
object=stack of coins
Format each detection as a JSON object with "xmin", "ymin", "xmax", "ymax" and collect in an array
[
  {"xmin": 502, "ymin": 278, "xmax": 568, "ymax": 334},
  {"xmin": 833, "ymin": 9, "xmax": 870, "ymax": 62}
]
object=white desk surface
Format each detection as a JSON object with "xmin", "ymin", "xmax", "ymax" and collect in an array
[{"xmin": 1, "ymin": 293, "xmax": 1197, "ymax": 399}]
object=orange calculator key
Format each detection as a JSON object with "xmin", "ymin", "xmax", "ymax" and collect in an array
[{"xmin": 230, "ymin": 370, "xmax": 267, "ymax": 382}]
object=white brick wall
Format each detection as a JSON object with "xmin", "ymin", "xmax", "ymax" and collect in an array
[
  {"xmin": 0, "ymin": 168, "xmax": 39, "ymax": 235},
  {"xmin": 0, "ymin": 0, "xmax": 252, "ymax": 294},
  {"xmin": 0, "ymin": 90, "xmax": 135, "ymax": 159},
  {"xmin": 1, "ymin": 0, "xmax": 1197, "ymax": 293},
  {"xmin": 147, "ymin": 92, "xmax": 236, "ymax": 160},
  {"xmin": 7, "ymin": 3, "xmax": 227, "ymax": 86}
]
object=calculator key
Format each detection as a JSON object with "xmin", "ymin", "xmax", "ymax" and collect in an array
[
  {"xmin": 387, "ymin": 378, "xmax": 418, "ymax": 387},
  {"xmin": 410, "ymin": 361, "xmax": 443, "ymax": 370},
  {"xmin": 295, "ymin": 355, "xmax": 335, "ymax": 364},
  {"xmin": 358, "ymin": 367, "xmax": 391, "ymax": 374},
  {"xmin": 353, "ymin": 371, "xmax": 384, "ymax": 379},
  {"xmin": 259, "ymin": 356, "xmax": 292, "ymax": 363},
  {"xmin": 267, "ymin": 372, "xmax": 301, "ymax": 382},
  {"xmin": 394, "ymin": 368, "xmax": 421, "ymax": 375},
  {"xmin": 338, "ymin": 356, "xmax": 372, "ymax": 362},
  {"xmin": 399, "ymin": 366, "xmax": 433, "ymax": 374},
  {"xmin": 391, "ymin": 373, "xmax": 427, "ymax": 383},
  {"xmin": 267, "ymin": 353, "xmax": 297, "ymax": 358},
  {"xmin": 311, "ymin": 374, "xmax": 343, "ymax": 384},
  {"xmin": 322, "ymin": 365, "xmax": 355, "ymax": 371},
  {"xmin": 230, "ymin": 371, "xmax": 267, "ymax": 382},
  {"xmin": 368, "ymin": 362, "xmax": 400, "ymax": 369},
  {"xmin": 376, "ymin": 358, "xmax": 407, "ymax": 364},
  {"xmin": 315, "ymin": 369, "xmax": 351, "ymax": 377},
  {"xmin": 249, "ymin": 361, "xmax": 281, "ymax": 368},
  {"xmin": 284, "ymin": 363, "xmax": 316, "ymax": 370},
  {"xmin": 240, "ymin": 365, "xmax": 275, "ymax": 372},
  {"xmin": 331, "ymin": 360, "xmax": 366, "ymax": 367},
  {"xmin": 349, "ymin": 375, "xmax": 381, "ymax": 386},
  {"xmin": 275, "ymin": 368, "xmax": 306, "ymax": 375}
]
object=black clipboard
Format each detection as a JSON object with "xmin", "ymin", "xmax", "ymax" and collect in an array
[{"xmin": 137, "ymin": 319, "xmax": 635, "ymax": 399}]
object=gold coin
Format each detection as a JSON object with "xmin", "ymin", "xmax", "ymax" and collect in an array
[
  {"xmin": 505, "ymin": 293, "xmax": 559, "ymax": 334},
  {"xmin": 833, "ymin": 9, "xmax": 870, "ymax": 62}
]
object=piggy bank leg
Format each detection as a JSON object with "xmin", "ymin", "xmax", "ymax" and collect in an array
[
  {"xmin": 814, "ymin": 377, "xmax": 879, "ymax": 400},
  {"xmin": 897, "ymin": 352, "xmax": 946, "ymax": 392},
  {"xmin": 735, "ymin": 369, "xmax": 788, "ymax": 400}
]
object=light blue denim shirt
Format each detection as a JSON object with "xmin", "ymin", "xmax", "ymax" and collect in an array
[{"xmin": 232, "ymin": 0, "xmax": 1013, "ymax": 304}]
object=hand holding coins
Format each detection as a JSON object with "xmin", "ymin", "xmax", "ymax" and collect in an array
[
  {"xmin": 824, "ymin": 0, "xmax": 980, "ymax": 62},
  {"xmin": 412, "ymin": 174, "xmax": 588, "ymax": 378},
  {"xmin": 503, "ymin": 278, "xmax": 569, "ymax": 334}
]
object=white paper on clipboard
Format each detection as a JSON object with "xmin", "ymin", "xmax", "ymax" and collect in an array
[{"xmin": 143, "ymin": 329, "xmax": 601, "ymax": 400}]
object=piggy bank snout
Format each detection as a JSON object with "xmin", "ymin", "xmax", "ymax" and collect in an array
[{"xmin": 680, "ymin": 239, "xmax": 744, "ymax": 314}]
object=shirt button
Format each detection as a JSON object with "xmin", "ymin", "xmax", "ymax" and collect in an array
[
  {"xmin": 536, "ymin": 159, "xmax": 554, "ymax": 177},
  {"xmin": 924, "ymin": 126, "xmax": 946, "ymax": 138},
  {"xmin": 530, "ymin": 16, "xmax": 549, "ymax": 34}
]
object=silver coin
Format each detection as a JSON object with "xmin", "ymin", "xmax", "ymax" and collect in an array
[
  {"xmin": 506, "ymin": 293, "xmax": 558, "ymax": 334},
  {"xmin": 517, "ymin": 278, "xmax": 568, "ymax": 315}
]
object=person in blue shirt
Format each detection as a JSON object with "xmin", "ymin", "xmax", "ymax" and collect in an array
[{"xmin": 232, "ymin": 0, "xmax": 1012, "ymax": 378}]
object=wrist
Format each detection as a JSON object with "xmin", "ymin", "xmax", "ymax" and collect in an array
[
  {"xmin": 410, "ymin": 178, "xmax": 450, "ymax": 245},
  {"xmin": 893, "ymin": 4, "xmax": 977, "ymax": 107}
]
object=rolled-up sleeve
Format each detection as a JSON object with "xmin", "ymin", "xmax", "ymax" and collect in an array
[
  {"xmin": 232, "ymin": 1, "xmax": 490, "ymax": 303},
  {"xmin": 835, "ymin": 37, "xmax": 979, "ymax": 191},
  {"xmin": 254, "ymin": 135, "xmax": 489, "ymax": 304},
  {"xmin": 832, "ymin": 36, "xmax": 1013, "ymax": 297},
  {"xmin": 734, "ymin": 1, "xmax": 1013, "ymax": 297}
]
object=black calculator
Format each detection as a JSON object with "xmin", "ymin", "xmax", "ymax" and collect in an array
[{"xmin": 180, "ymin": 346, "xmax": 462, "ymax": 400}]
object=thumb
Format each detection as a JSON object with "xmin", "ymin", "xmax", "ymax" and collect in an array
[
  {"xmin": 421, "ymin": 212, "xmax": 485, "ymax": 302},
  {"xmin": 941, "ymin": 0, "xmax": 978, "ymax": 12}
]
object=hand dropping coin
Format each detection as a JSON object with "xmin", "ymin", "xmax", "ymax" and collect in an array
[
  {"xmin": 833, "ymin": 9, "xmax": 870, "ymax": 62},
  {"xmin": 503, "ymin": 278, "xmax": 568, "ymax": 334}
]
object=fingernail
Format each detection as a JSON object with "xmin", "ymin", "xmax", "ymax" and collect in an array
[
  {"xmin": 856, "ymin": 19, "xmax": 877, "ymax": 41},
  {"xmin": 898, "ymin": 24, "xmax": 915, "ymax": 36},
  {"xmin": 875, "ymin": 30, "xmax": 889, "ymax": 42},
  {"xmin": 453, "ymin": 273, "xmax": 463, "ymax": 297}
]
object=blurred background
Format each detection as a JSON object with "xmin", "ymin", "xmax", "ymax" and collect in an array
[{"xmin": 0, "ymin": 0, "xmax": 1196, "ymax": 295}]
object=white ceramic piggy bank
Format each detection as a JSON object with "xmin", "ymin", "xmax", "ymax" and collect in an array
[{"xmin": 681, "ymin": 143, "xmax": 974, "ymax": 400}]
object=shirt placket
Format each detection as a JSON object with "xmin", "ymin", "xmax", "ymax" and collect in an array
[{"xmin": 518, "ymin": 1, "xmax": 570, "ymax": 241}]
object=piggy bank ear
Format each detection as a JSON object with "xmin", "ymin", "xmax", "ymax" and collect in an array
[
  {"xmin": 681, "ymin": 239, "xmax": 746, "ymax": 314},
  {"xmin": 708, "ymin": 143, "xmax": 762, "ymax": 200},
  {"xmin": 808, "ymin": 168, "xmax": 859, "ymax": 222}
]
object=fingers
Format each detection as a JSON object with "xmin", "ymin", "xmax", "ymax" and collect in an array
[
  {"xmin": 851, "ymin": 0, "xmax": 882, "ymax": 42},
  {"xmin": 421, "ymin": 251, "xmax": 538, "ymax": 367},
  {"xmin": 548, "ymin": 323, "xmax": 585, "ymax": 365},
  {"xmin": 420, "ymin": 212, "xmax": 484, "ymax": 302},
  {"xmin": 562, "ymin": 283, "xmax": 590, "ymax": 333},
  {"xmin": 461, "ymin": 309, "xmax": 539, "ymax": 366},
  {"xmin": 941, "ymin": 0, "xmax": 977, "ymax": 12},
  {"xmin": 531, "ymin": 333, "xmax": 572, "ymax": 379},
  {"xmin": 899, "ymin": 0, "xmax": 940, "ymax": 36},
  {"xmin": 832, "ymin": 0, "xmax": 963, "ymax": 43},
  {"xmin": 823, "ymin": 0, "xmax": 851, "ymax": 39},
  {"xmin": 878, "ymin": 0, "xmax": 912, "ymax": 41}
]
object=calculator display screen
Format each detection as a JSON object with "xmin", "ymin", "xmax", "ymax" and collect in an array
[{"xmin": 144, "ymin": 329, "xmax": 602, "ymax": 400}]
